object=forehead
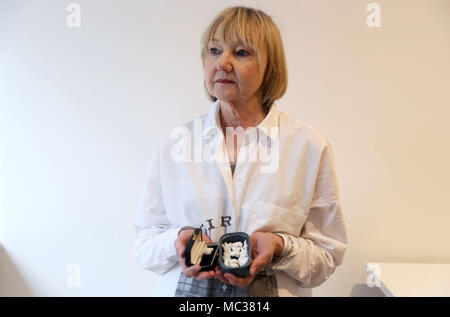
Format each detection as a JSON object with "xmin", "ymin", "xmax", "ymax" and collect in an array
[
  {"xmin": 210, "ymin": 38, "xmax": 247, "ymax": 47},
  {"xmin": 209, "ymin": 21, "xmax": 254, "ymax": 47}
]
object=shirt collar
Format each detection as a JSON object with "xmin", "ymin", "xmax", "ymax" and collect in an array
[{"xmin": 202, "ymin": 100, "xmax": 280, "ymax": 141}]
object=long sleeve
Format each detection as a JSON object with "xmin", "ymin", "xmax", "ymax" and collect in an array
[
  {"xmin": 133, "ymin": 143, "xmax": 181, "ymax": 275},
  {"xmin": 270, "ymin": 141, "xmax": 348, "ymax": 288}
]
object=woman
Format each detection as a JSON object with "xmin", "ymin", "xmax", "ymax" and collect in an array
[{"xmin": 134, "ymin": 6, "xmax": 348, "ymax": 297}]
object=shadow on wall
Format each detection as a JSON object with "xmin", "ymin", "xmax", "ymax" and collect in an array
[
  {"xmin": 350, "ymin": 284, "xmax": 386, "ymax": 297},
  {"xmin": 0, "ymin": 244, "xmax": 33, "ymax": 296}
]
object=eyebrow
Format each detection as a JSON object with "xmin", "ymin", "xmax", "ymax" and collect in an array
[{"xmin": 211, "ymin": 38, "xmax": 246, "ymax": 46}]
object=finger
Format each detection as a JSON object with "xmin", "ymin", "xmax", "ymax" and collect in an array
[
  {"xmin": 179, "ymin": 247, "xmax": 185, "ymax": 259},
  {"xmin": 195, "ymin": 270, "xmax": 215, "ymax": 281},
  {"xmin": 219, "ymin": 272, "xmax": 235, "ymax": 285},
  {"xmin": 206, "ymin": 270, "xmax": 216, "ymax": 279},
  {"xmin": 214, "ymin": 270, "xmax": 230, "ymax": 284},
  {"xmin": 195, "ymin": 272, "xmax": 214, "ymax": 281},
  {"xmin": 214, "ymin": 268, "xmax": 224, "ymax": 279},
  {"xmin": 251, "ymin": 248, "xmax": 258, "ymax": 260},
  {"xmin": 216, "ymin": 276, "xmax": 230, "ymax": 285},
  {"xmin": 203, "ymin": 234, "xmax": 213, "ymax": 243},
  {"xmin": 249, "ymin": 232, "xmax": 259, "ymax": 245},
  {"xmin": 178, "ymin": 255, "xmax": 186, "ymax": 268},
  {"xmin": 178, "ymin": 254, "xmax": 191, "ymax": 269},
  {"xmin": 224, "ymin": 273, "xmax": 255, "ymax": 287},
  {"xmin": 183, "ymin": 264, "xmax": 201, "ymax": 278},
  {"xmin": 216, "ymin": 276, "xmax": 229, "ymax": 284},
  {"xmin": 175, "ymin": 240, "xmax": 187, "ymax": 258},
  {"xmin": 250, "ymin": 252, "xmax": 271, "ymax": 275}
]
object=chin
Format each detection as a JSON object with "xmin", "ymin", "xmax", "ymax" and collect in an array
[
  {"xmin": 213, "ymin": 91, "xmax": 238, "ymax": 102},
  {"xmin": 216, "ymin": 97, "xmax": 239, "ymax": 104}
]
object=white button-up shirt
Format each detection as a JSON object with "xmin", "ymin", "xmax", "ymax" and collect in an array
[{"xmin": 134, "ymin": 100, "xmax": 348, "ymax": 297}]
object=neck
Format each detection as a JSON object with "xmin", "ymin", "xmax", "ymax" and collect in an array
[{"xmin": 219, "ymin": 98, "xmax": 268, "ymax": 131}]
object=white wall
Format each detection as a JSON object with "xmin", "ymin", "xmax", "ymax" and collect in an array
[{"xmin": 1, "ymin": 0, "xmax": 449, "ymax": 296}]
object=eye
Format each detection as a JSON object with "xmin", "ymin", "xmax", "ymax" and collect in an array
[
  {"xmin": 209, "ymin": 47, "xmax": 221, "ymax": 55},
  {"xmin": 236, "ymin": 49, "xmax": 249, "ymax": 57}
]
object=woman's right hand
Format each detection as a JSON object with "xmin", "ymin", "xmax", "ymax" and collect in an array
[{"xmin": 174, "ymin": 229, "xmax": 216, "ymax": 280}]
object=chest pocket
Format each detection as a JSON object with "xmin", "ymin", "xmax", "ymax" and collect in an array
[{"xmin": 238, "ymin": 200, "xmax": 307, "ymax": 236}]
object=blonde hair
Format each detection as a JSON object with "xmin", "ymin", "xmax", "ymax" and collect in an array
[{"xmin": 200, "ymin": 6, "xmax": 288, "ymax": 108}]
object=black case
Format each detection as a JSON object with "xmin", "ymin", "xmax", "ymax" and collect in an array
[
  {"xmin": 219, "ymin": 232, "xmax": 251, "ymax": 277},
  {"xmin": 184, "ymin": 229, "xmax": 251, "ymax": 276},
  {"xmin": 184, "ymin": 228, "xmax": 219, "ymax": 272}
]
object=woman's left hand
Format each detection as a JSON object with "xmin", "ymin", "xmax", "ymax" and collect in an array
[{"xmin": 215, "ymin": 232, "xmax": 284, "ymax": 287}]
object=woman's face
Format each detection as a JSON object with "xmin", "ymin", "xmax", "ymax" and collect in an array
[{"xmin": 204, "ymin": 28, "xmax": 267, "ymax": 106}]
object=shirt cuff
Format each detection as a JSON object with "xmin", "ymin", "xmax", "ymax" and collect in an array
[
  {"xmin": 274, "ymin": 233, "xmax": 293, "ymax": 259},
  {"xmin": 166, "ymin": 226, "xmax": 183, "ymax": 261}
]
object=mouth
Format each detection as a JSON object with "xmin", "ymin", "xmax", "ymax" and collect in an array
[{"xmin": 216, "ymin": 79, "xmax": 235, "ymax": 84}]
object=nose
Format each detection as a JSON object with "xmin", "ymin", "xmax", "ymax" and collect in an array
[{"xmin": 216, "ymin": 51, "xmax": 233, "ymax": 72}]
